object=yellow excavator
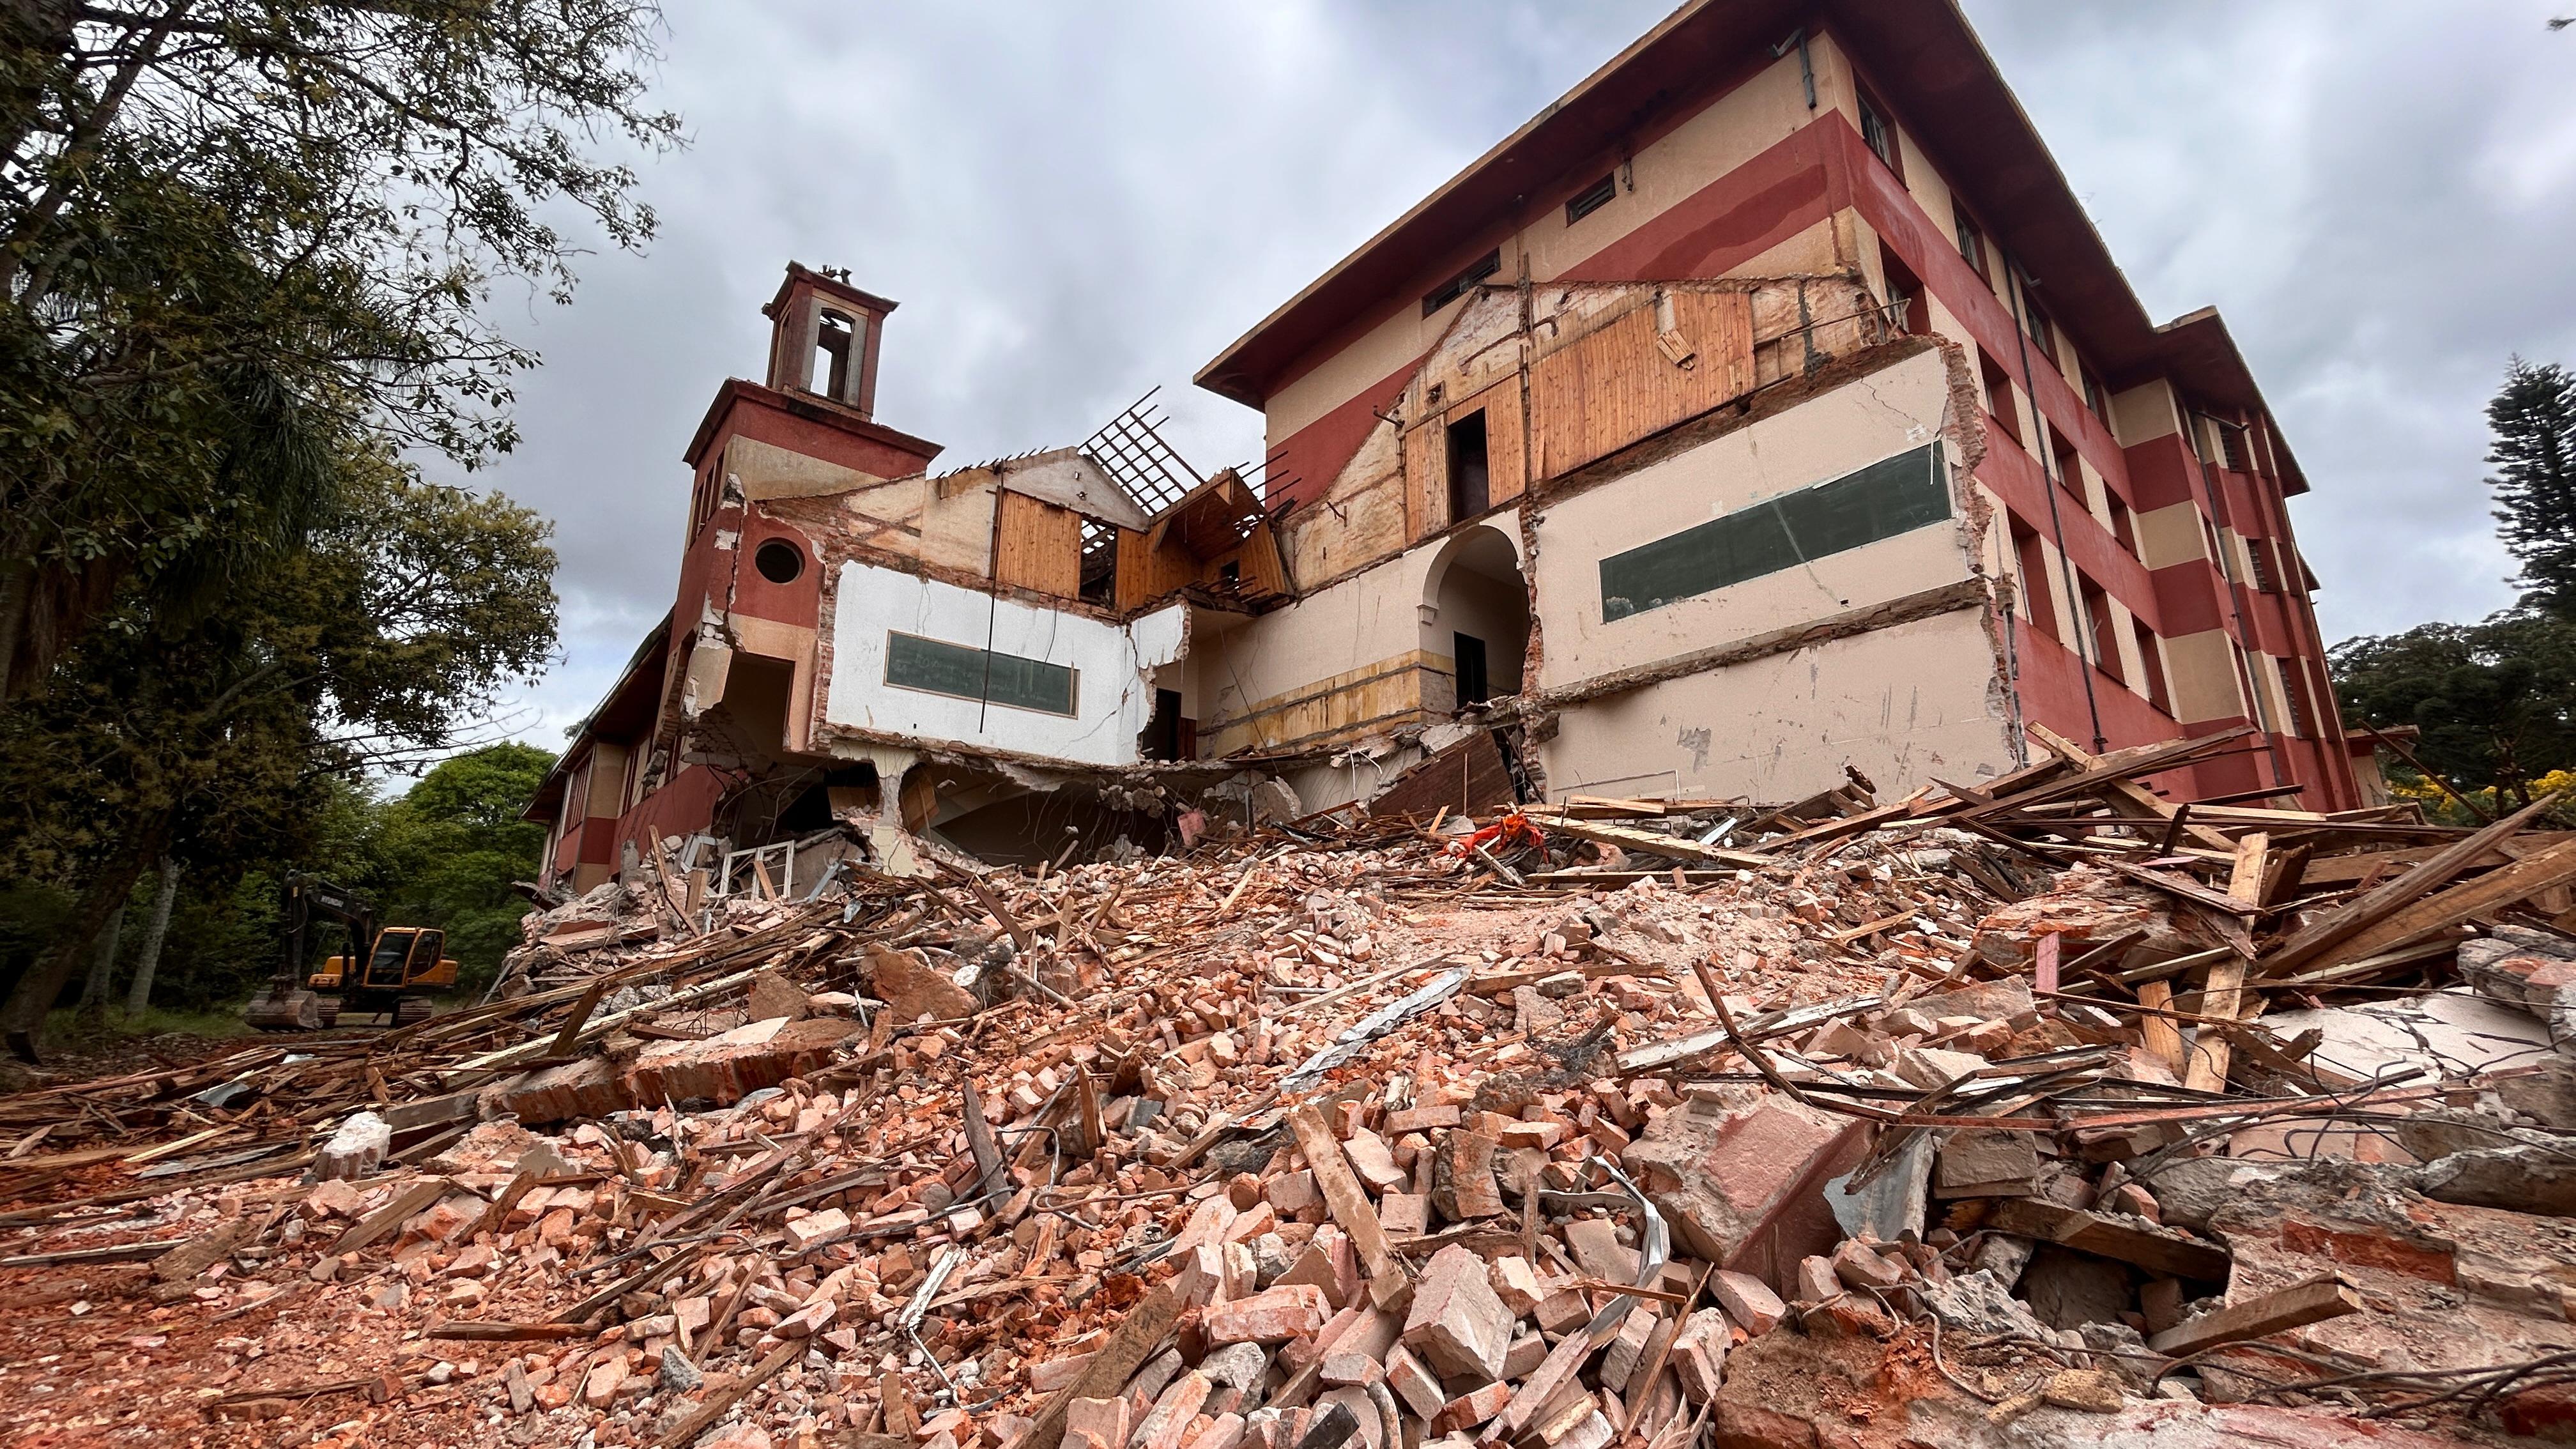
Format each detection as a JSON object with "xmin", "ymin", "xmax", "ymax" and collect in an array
[{"xmin": 241, "ymin": 875, "xmax": 456, "ymax": 1031}]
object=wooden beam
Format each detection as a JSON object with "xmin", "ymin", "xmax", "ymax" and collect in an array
[
  {"xmin": 2258, "ymin": 791, "xmax": 2566, "ymax": 978},
  {"xmin": 1287, "ymin": 1105, "xmax": 1404, "ymax": 1281},
  {"xmin": 2324, "ymin": 837, "xmax": 2576, "ymax": 965},
  {"xmin": 1987, "ymin": 1197, "xmax": 2230, "ymax": 1281},
  {"xmin": 2145, "ymin": 1276, "xmax": 2361, "ymax": 1356},
  {"xmin": 1011, "ymin": 1281, "xmax": 1184, "ymax": 1449}
]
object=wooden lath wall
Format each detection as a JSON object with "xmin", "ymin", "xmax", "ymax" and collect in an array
[
  {"xmin": 1529, "ymin": 291, "xmax": 1755, "ymax": 480},
  {"xmin": 993, "ymin": 490, "xmax": 1083, "ymax": 599}
]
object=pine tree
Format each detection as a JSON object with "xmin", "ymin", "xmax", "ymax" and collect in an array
[{"xmin": 2489, "ymin": 358, "xmax": 2576, "ymax": 618}]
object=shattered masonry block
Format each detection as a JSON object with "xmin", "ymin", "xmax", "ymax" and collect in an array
[
  {"xmin": 493, "ymin": 1056, "xmax": 632, "ymax": 1126},
  {"xmin": 623, "ymin": 1015, "xmax": 857, "ymax": 1108},
  {"xmin": 784, "ymin": 1208, "xmax": 852, "ymax": 1251},
  {"xmin": 1431, "ymin": 1381, "xmax": 1512, "ymax": 1435},
  {"xmin": 1066, "ymin": 1397, "xmax": 1130, "ymax": 1449},
  {"xmin": 1669, "ymin": 1308, "xmax": 1728, "ymax": 1403},
  {"xmin": 1132, "ymin": 1371, "xmax": 1214, "ymax": 1449},
  {"xmin": 1400, "ymin": 1244, "xmax": 1512, "ymax": 1381},
  {"xmin": 1339, "ymin": 1130, "xmax": 1409, "ymax": 1195},
  {"xmin": 1708, "ymin": 1269, "xmax": 1785, "ymax": 1336},
  {"xmin": 1430, "ymin": 1131, "xmax": 1504, "ymax": 1221},
  {"xmin": 1383, "ymin": 1346, "xmax": 1445, "ymax": 1420},
  {"xmin": 1266, "ymin": 1171, "xmax": 1321, "ymax": 1215},
  {"xmin": 1488, "ymin": 1255, "xmax": 1545, "ymax": 1315},
  {"xmin": 1377, "ymin": 1193, "xmax": 1429, "ymax": 1236},
  {"xmin": 1205, "ymin": 1284, "xmax": 1330, "ymax": 1346},
  {"xmin": 1619, "ymin": 1083, "xmax": 1867, "ymax": 1280}
]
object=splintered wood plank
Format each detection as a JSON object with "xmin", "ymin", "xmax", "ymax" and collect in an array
[
  {"xmin": 1288, "ymin": 1104, "xmax": 1402, "ymax": 1280},
  {"xmin": 2329, "ymin": 837, "xmax": 2576, "ymax": 963},
  {"xmin": 2135, "ymin": 981, "xmax": 2188, "ymax": 1077},
  {"xmin": 2259, "ymin": 790, "xmax": 2568, "ymax": 978},
  {"xmin": 2145, "ymin": 1276, "xmax": 2360, "ymax": 1356},
  {"xmin": 1013, "ymin": 1280, "xmax": 1184, "ymax": 1449},
  {"xmin": 1987, "ymin": 1197, "xmax": 2229, "ymax": 1281}
]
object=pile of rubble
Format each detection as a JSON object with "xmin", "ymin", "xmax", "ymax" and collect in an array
[{"xmin": 5, "ymin": 723, "xmax": 2576, "ymax": 1448}]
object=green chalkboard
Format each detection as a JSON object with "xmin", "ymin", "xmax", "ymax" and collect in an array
[
  {"xmin": 885, "ymin": 631, "xmax": 1078, "ymax": 717},
  {"xmin": 1598, "ymin": 444, "xmax": 1949, "ymax": 621}
]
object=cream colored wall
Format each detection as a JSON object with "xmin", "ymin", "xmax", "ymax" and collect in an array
[
  {"xmin": 2111, "ymin": 380, "xmax": 2183, "ymax": 446},
  {"xmin": 1197, "ymin": 514, "xmax": 1519, "ymax": 748},
  {"xmin": 2135, "ymin": 502, "xmax": 2209, "ymax": 571},
  {"xmin": 1536, "ymin": 608, "xmax": 2012, "ymax": 803},
  {"xmin": 1526, "ymin": 347, "xmax": 1972, "ymax": 693},
  {"xmin": 2165, "ymin": 629, "xmax": 2251, "ymax": 725},
  {"xmin": 1263, "ymin": 49, "xmax": 1823, "ymax": 454},
  {"xmin": 1426, "ymin": 563, "xmax": 1529, "ymax": 710}
]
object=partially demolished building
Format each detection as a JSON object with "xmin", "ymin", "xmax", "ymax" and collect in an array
[{"xmin": 531, "ymin": 0, "xmax": 2357, "ymax": 893}]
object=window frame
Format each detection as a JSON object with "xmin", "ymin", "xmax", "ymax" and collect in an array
[
  {"xmin": 1421, "ymin": 249, "xmax": 1502, "ymax": 317},
  {"xmin": 1565, "ymin": 172, "xmax": 1617, "ymax": 226}
]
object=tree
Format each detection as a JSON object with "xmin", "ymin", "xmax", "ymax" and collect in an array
[
  {"xmin": 0, "ymin": 454, "xmax": 556, "ymax": 1057},
  {"xmin": 364, "ymin": 742, "xmax": 556, "ymax": 996},
  {"xmin": 2331, "ymin": 610, "xmax": 2576, "ymax": 808},
  {"xmin": 0, "ymin": 0, "xmax": 676, "ymax": 696},
  {"xmin": 2489, "ymin": 358, "xmax": 2576, "ymax": 619}
]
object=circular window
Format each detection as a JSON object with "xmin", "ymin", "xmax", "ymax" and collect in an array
[{"xmin": 753, "ymin": 539, "xmax": 804, "ymax": 585}]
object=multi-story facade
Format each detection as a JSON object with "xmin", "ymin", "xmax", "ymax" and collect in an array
[
  {"xmin": 1194, "ymin": 0, "xmax": 2352, "ymax": 815},
  {"xmin": 529, "ymin": 1, "xmax": 2353, "ymax": 893}
]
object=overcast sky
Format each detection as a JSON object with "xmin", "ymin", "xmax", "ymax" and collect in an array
[{"xmin": 443, "ymin": 0, "xmax": 2576, "ymax": 750}]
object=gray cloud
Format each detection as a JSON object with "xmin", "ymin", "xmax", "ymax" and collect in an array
[{"xmin": 447, "ymin": 0, "xmax": 2576, "ymax": 745}]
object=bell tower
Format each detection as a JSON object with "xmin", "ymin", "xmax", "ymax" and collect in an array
[{"xmin": 762, "ymin": 263, "xmax": 897, "ymax": 420}]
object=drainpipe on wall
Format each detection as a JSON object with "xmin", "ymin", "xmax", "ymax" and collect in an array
[
  {"xmin": 2187, "ymin": 417, "xmax": 2290, "ymax": 792},
  {"xmin": 2001, "ymin": 252, "xmax": 2109, "ymax": 755}
]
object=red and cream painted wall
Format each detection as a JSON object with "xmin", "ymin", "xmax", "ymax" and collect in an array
[{"xmin": 1219, "ymin": 19, "xmax": 2353, "ymax": 809}]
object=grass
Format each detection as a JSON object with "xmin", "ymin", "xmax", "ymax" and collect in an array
[{"xmin": 42, "ymin": 1003, "xmax": 258, "ymax": 1046}]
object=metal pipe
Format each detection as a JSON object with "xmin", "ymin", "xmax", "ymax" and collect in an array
[{"xmin": 2001, "ymin": 252, "xmax": 2109, "ymax": 755}]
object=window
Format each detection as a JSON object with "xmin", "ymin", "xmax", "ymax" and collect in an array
[
  {"xmin": 753, "ymin": 538, "xmax": 805, "ymax": 585},
  {"xmin": 2023, "ymin": 296, "xmax": 2056, "ymax": 360},
  {"xmin": 2234, "ymin": 643, "xmax": 2275, "ymax": 732},
  {"xmin": 1446, "ymin": 410, "xmax": 1491, "ymax": 522},
  {"xmin": 1857, "ymin": 88, "xmax": 1902, "ymax": 178},
  {"xmin": 1878, "ymin": 243, "xmax": 1928, "ymax": 336},
  {"xmin": 884, "ymin": 632, "xmax": 1077, "ymax": 717},
  {"xmin": 2048, "ymin": 425, "xmax": 2085, "ymax": 506},
  {"xmin": 2083, "ymin": 372, "xmax": 2108, "ymax": 421},
  {"xmin": 1978, "ymin": 348, "xmax": 2021, "ymax": 448},
  {"xmin": 1079, "ymin": 519, "xmax": 1117, "ymax": 606},
  {"xmin": 2246, "ymin": 537, "xmax": 2278, "ymax": 594},
  {"xmin": 1422, "ymin": 249, "xmax": 1501, "ymax": 316},
  {"xmin": 1454, "ymin": 633, "xmax": 1491, "ymax": 707},
  {"xmin": 2215, "ymin": 421, "xmax": 2251, "ymax": 473},
  {"xmin": 1598, "ymin": 445, "xmax": 1951, "ymax": 620},
  {"xmin": 2280, "ymin": 658, "xmax": 2315, "ymax": 739},
  {"xmin": 1565, "ymin": 173, "xmax": 1616, "ymax": 225},
  {"xmin": 2080, "ymin": 574, "xmax": 2124, "ymax": 684},
  {"xmin": 813, "ymin": 308, "xmax": 857, "ymax": 400},
  {"xmin": 1956, "ymin": 213, "xmax": 1989, "ymax": 283},
  {"xmin": 2132, "ymin": 618, "xmax": 2173, "ymax": 714},
  {"xmin": 2111, "ymin": 500, "xmax": 2139, "ymax": 558},
  {"xmin": 2011, "ymin": 518, "xmax": 2057, "ymax": 640}
]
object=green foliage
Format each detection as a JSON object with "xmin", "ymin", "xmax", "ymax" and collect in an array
[
  {"xmin": 363, "ymin": 743, "xmax": 556, "ymax": 996},
  {"xmin": 0, "ymin": 0, "xmax": 678, "ymax": 694},
  {"xmin": 2490, "ymin": 358, "xmax": 2576, "ymax": 620},
  {"xmin": 2331, "ymin": 609, "xmax": 2576, "ymax": 806},
  {"xmin": 0, "ymin": 455, "xmax": 558, "ymax": 1034}
]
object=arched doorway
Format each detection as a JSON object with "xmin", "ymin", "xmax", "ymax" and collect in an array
[{"xmin": 1422, "ymin": 524, "xmax": 1529, "ymax": 711}]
